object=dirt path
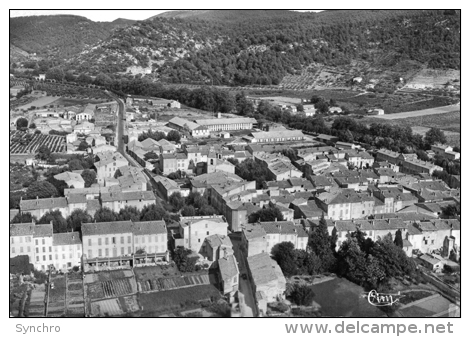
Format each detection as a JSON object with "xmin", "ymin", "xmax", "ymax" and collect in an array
[{"xmin": 374, "ymin": 104, "xmax": 460, "ymax": 120}]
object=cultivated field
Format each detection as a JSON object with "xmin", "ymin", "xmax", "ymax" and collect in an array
[
  {"xmin": 10, "ymin": 131, "xmax": 66, "ymax": 154},
  {"xmin": 66, "ymin": 272, "xmax": 85, "ymax": 317},
  {"xmin": 17, "ymin": 96, "xmax": 60, "ymax": 111},
  {"xmin": 371, "ymin": 104, "xmax": 460, "ymax": 120},
  {"xmin": 405, "ymin": 68, "xmax": 460, "ymax": 90},
  {"xmin": 47, "ymin": 275, "xmax": 66, "ymax": 317}
]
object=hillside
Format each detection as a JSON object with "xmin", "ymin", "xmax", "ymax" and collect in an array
[
  {"xmin": 10, "ymin": 15, "xmax": 135, "ymax": 61},
  {"xmin": 13, "ymin": 10, "xmax": 460, "ymax": 87}
]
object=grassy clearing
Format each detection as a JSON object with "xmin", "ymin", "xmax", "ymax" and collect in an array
[{"xmin": 138, "ymin": 284, "xmax": 221, "ymax": 316}]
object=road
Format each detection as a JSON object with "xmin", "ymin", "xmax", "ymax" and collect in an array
[
  {"xmin": 372, "ymin": 103, "xmax": 460, "ymax": 120},
  {"xmin": 230, "ymin": 236, "xmax": 257, "ymax": 317}
]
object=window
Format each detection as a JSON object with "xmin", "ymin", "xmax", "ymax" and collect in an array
[
  {"xmin": 12, "ymin": 247, "xmax": 15, "ymax": 254},
  {"xmin": 98, "ymin": 249, "xmax": 103, "ymax": 256},
  {"xmin": 128, "ymin": 247, "xmax": 131, "ymax": 254},
  {"xmin": 49, "ymin": 255, "xmax": 52, "ymax": 260},
  {"xmin": 49, "ymin": 247, "xmax": 52, "ymax": 252},
  {"xmin": 121, "ymin": 247, "xmax": 125, "ymax": 255},
  {"xmin": 27, "ymin": 247, "xmax": 31, "ymax": 253},
  {"xmin": 142, "ymin": 237, "xmax": 145, "ymax": 244},
  {"xmin": 42, "ymin": 238, "xmax": 45, "ymax": 245},
  {"xmin": 36, "ymin": 256, "xmax": 39, "ymax": 262},
  {"xmin": 120, "ymin": 237, "xmax": 124, "ymax": 244},
  {"xmin": 43, "ymin": 256, "xmax": 46, "ymax": 261},
  {"xmin": 135, "ymin": 237, "xmax": 139, "ymax": 244},
  {"xmin": 88, "ymin": 250, "xmax": 92, "ymax": 258},
  {"xmin": 431, "ymin": 240, "xmax": 434, "ymax": 244},
  {"xmin": 35, "ymin": 239, "xmax": 38, "ymax": 245},
  {"xmin": 198, "ymin": 239, "xmax": 201, "ymax": 243},
  {"xmin": 55, "ymin": 254, "xmax": 58, "ymax": 260},
  {"xmin": 88, "ymin": 239, "xmax": 92, "ymax": 246},
  {"xmin": 20, "ymin": 247, "xmax": 23, "ymax": 253},
  {"xmin": 206, "ymin": 231, "xmax": 209, "ymax": 235},
  {"xmin": 105, "ymin": 238, "xmax": 109, "ymax": 245},
  {"xmin": 11, "ymin": 237, "xmax": 14, "ymax": 244},
  {"xmin": 98, "ymin": 238, "xmax": 102, "ymax": 245},
  {"xmin": 128, "ymin": 236, "xmax": 131, "ymax": 243},
  {"xmin": 42, "ymin": 247, "xmax": 46, "ymax": 253},
  {"xmin": 36, "ymin": 248, "xmax": 39, "ymax": 253},
  {"xmin": 105, "ymin": 248, "xmax": 109, "ymax": 256}
]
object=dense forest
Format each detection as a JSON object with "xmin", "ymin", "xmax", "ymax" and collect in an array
[
  {"xmin": 10, "ymin": 15, "xmax": 135, "ymax": 60},
  {"xmin": 60, "ymin": 10, "xmax": 461, "ymax": 84}
]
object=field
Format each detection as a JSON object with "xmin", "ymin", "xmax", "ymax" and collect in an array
[
  {"xmin": 47, "ymin": 275, "xmax": 66, "ymax": 317},
  {"xmin": 32, "ymin": 82, "xmax": 109, "ymax": 100},
  {"xmin": 371, "ymin": 104, "xmax": 460, "ymax": 120},
  {"xmin": 16, "ymin": 96, "xmax": 60, "ymax": 111},
  {"xmin": 10, "ymin": 131, "xmax": 66, "ymax": 154},
  {"xmin": 66, "ymin": 272, "xmax": 85, "ymax": 317},
  {"xmin": 53, "ymin": 97, "xmax": 109, "ymax": 107},
  {"xmin": 362, "ymin": 111, "xmax": 461, "ymax": 147},
  {"xmin": 309, "ymin": 278, "xmax": 386, "ymax": 317},
  {"xmin": 405, "ymin": 68, "xmax": 460, "ymax": 90},
  {"xmin": 138, "ymin": 284, "xmax": 221, "ymax": 316}
]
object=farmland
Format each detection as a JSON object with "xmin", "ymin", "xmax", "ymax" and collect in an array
[
  {"xmin": 66, "ymin": 272, "xmax": 85, "ymax": 317},
  {"xmin": 138, "ymin": 284, "xmax": 221, "ymax": 316},
  {"xmin": 371, "ymin": 104, "xmax": 460, "ymax": 120},
  {"xmin": 33, "ymin": 82, "xmax": 109, "ymax": 100},
  {"xmin": 10, "ymin": 131, "xmax": 66, "ymax": 154},
  {"xmin": 16, "ymin": 96, "xmax": 60, "ymax": 111},
  {"xmin": 47, "ymin": 275, "xmax": 66, "ymax": 317}
]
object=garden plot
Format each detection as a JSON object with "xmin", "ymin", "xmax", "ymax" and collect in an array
[
  {"xmin": 137, "ymin": 274, "xmax": 210, "ymax": 292},
  {"xmin": 90, "ymin": 295, "xmax": 140, "ymax": 317},
  {"xmin": 66, "ymin": 272, "xmax": 85, "ymax": 317},
  {"xmin": 10, "ymin": 131, "xmax": 65, "ymax": 154},
  {"xmin": 47, "ymin": 275, "xmax": 66, "ymax": 317},
  {"xmin": 27, "ymin": 286, "xmax": 46, "ymax": 317},
  {"xmin": 85, "ymin": 271, "xmax": 137, "ymax": 301}
]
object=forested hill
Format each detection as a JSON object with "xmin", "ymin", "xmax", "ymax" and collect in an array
[
  {"xmin": 13, "ymin": 10, "xmax": 460, "ymax": 86},
  {"xmin": 10, "ymin": 15, "xmax": 135, "ymax": 60}
]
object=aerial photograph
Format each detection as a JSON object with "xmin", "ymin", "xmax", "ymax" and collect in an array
[{"xmin": 9, "ymin": 9, "xmax": 460, "ymax": 319}]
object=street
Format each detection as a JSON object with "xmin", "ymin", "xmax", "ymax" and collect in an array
[{"xmin": 230, "ymin": 237, "xmax": 257, "ymax": 317}]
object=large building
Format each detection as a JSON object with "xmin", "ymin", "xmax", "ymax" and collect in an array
[{"xmin": 194, "ymin": 117, "xmax": 257, "ymax": 132}]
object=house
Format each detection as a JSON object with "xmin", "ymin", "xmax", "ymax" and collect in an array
[
  {"xmin": 419, "ymin": 254, "xmax": 444, "ymax": 272},
  {"xmin": 20, "ymin": 197, "xmax": 69, "ymax": 219},
  {"xmin": 53, "ymin": 171, "xmax": 85, "ymax": 189},
  {"xmin": 335, "ymin": 142, "xmax": 359, "ymax": 150},
  {"xmin": 172, "ymin": 216, "xmax": 228, "ymax": 254},
  {"xmin": 329, "ymin": 107, "xmax": 343, "ymax": 113},
  {"xmin": 201, "ymin": 234, "xmax": 233, "ymax": 262},
  {"xmin": 218, "ymin": 254, "xmax": 239, "ymax": 295},
  {"xmin": 194, "ymin": 117, "xmax": 257, "ymax": 132},
  {"xmin": 153, "ymin": 175, "xmax": 181, "ymax": 201},
  {"xmin": 400, "ymin": 158, "xmax": 443, "ymax": 175},
  {"xmin": 76, "ymin": 104, "xmax": 95, "ymax": 121},
  {"xmin": 52, "ymin": 232, "xmax": 82, "ymax": 271},
  {"xmin": 248, "ymin": 130, "xmax": 304, "ymax": 144},
  {"xmin": 167, "ymin": 117, "xmax": 209, "ymax": 138},
  {"xmin": 241, "ymin": 223, "xmax": 268, "ymax": 257},
  {"xmin": 94, "ymin": 151, "xmax": 128, "ymax": 181},
  {"xmin": 376, "ymin": 149, "xmax": 401, "ymax": 165},
  {"xmin": 10, "ymin": 85, "xmax": 25, "ymax": 96},
  {"xmin": 368, "ymin": 108, "xmax": 385, "ymax": 115},
  {"xmin": 259, "ymin": 221, "xmax": 309, "ymax": 253},
  {"xmin": 431, "ymin": 144, "xmax": 453, "ymax": 156},
  {"xmin": 315, "ymin": 190, "xmax": 364, "ymax": 220},
  {"xmin": 316, "ymin": 134, "xmax": 339, "ymax": 144},
  {"xmin": 81, "ymin": 220, "xmax": 168, "ymax": 261},
  {"xmin": 225, "ymin": 202, "xmax": 261, "ymax": 232},
  {"xmin": 91, "ymin": 144, "xmax": 117, "ymax": 155},
  {"xmin": 190, "ymin": 171, "xmax": 243, "ymax": 196},
  {"xmin": 101, "ymin": 191, "xmax": 156, "ymax": 213},
  {"xmin": 73, "ymin": 121, "xmax": 95, "ymax": 135},
  {"xmin": 246, "ymin": 253, "xmax": 286, "ymax": 302}
]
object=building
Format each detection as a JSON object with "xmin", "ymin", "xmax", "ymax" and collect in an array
[
  {"xmin": 167, "ymin": 117, "xmax": 209, "ymax": 138},
  {"xmin": 100, "ymin": 191, "xmax": 156, "ymax": 212},
  {"xmin": 172, "ymin": 216, "xmax": 228, "ymax": 254},
  {"xmin": 400, "ymin": 158, "xmax": 443, "ymax": 175},
  {"xmin": 431, "ymin": 144, "xmax": 453, "ymax": 156},
  {"xmin": 20, "ymin": 197, "xmax": 69, "ymax": 219},
  {"xmin": 246, "ymin": 253, "xmax": 286, "ymax": 303},
  {"xmin": 53, "ymin": 172, "xmax": 85, "ymax": 189},
  {"xmin": 153, "ymin": 175, "xmax": 182, "ymax": 201},
  {"xmin": 76, "ymin": 104, "xmax": 95, "ymax": 121},
  {"xmin": 201, "ymin": 234, "xmax": 233, "ymax": 262},
  {"xmin": 218, "ymin": 254, "xmax": 239, "ymax": 295},
  {"xmin": 194, "ymin": 117, "xmax": 257, "ymax": 132},
  {"xmin": 52, "ymin": 232, "xmax": 82, "ymax": 271},
  {"xmin": 241, "ymin": 224, "xmax": 268, "ymax": 257},
  {"xmin": 259, "ymin": 221, "xmax": 308, "ymax": 253},
  {"xmin": 81, "ymin": 220, "xmax": 168, "ymax": 261},
  {"xmin": 94, "ymin": 152, "xmax": 128, "ymax": 181},
  {"xmin": 10, "ymin": 85, "xmax": 25, "ymax": 97},
  {"xmin": 248, "ymin": 130, "xmax": 304, "ymax": 144}
]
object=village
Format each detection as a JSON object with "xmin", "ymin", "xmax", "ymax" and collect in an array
[{"xmin": 9, "ymin": 75, "xmax": 460, "ymax": 318}]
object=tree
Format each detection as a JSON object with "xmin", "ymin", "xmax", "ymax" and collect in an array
[
  {"xmin": 337, "ymin": 237, "xmax": 369, "ymax": 285},
  {"xmin": 227, "ymin": 158, "xmax": 239, "ymax": 166},
  {"xmin": 46, "ymin": 67, "xmax": 64, "ymax": 82},
  {"xmin": 248, "ymin": 206, "xmax": 284, "ymax": 223},
  {"xmin": 235, "ymin": 158, "xmax": 269, "ymax": 189},
  {"xmin": 144, "ymin": 151, "xmax": 159, "ymax": 161},
  {"xmin": 29, "ymin": 122, "xmax": 36, "ymax": 129},
  {"xmin": 16, "ymin": 117, "xmax": 28, "ymax": 129},
  {"xmin": 94, "ymin": 72, "xmax": 112, "ymax": 87},
  {"xmin": 296, "ymin": 104, "xmax": 304, "ymax": 112},
  {"xmin": 93, "ymin": 207, "xmax": 119, "ymax": 223},
  {"xmin": 38, "ymin": 210, "xmax": 67, "ymax": 233},
  {"xmin": 271, "ymin": 242, "xmax": 298, "ymax": 277},
  {"xmin": 140, "ymin": 203, "xmax": 167, "ymax": 221},
  {"xmin": 289, "ymin": 284, "xmax": 316, "ymax": 306},
  {"xmin": 169, "ymin": 192, "xmax": 185, "ymax": 211},
  {"xmin": 424, "ymin": 127, "xmax": 447, "ymax": 147},
  {"xmin": 81, "ymin": 169, "xmax": 97, "ymax": 187},
  {"xmin": 77, "ymin": 73, "xmax": 93, "ymax": 84},
  {"xmin": 308, "ymin": 214, "xmax": 336, "ymax": 272},
  {"xmin": 77, "ymin": 141, "xmax": 89, "ymax": 151},
  {"xmin": 198, "ymin": 205, "xmax": 218, "ymax": 216},
  {"xmin": 294, "ymin": 250, "xmax": 322, "ymax": 275},
  {"xmin": 68, "ymin": 159, "xmax": 84, "ymax": 171},
  {"xmin": 46, "ymin": 176, "xmax": 69, "ymax": 197},
  {"xmin": 36, "ymin": 145, "xmax": 51, "ymax": 162},
  {"xmin": 166, "ymin": 130, "xmax": 181, "ymax": 143},
  {"xmin": 64, "ymin": 70, "xmax": 76, "ymax": 82},
  {"xmin": 118, "ymin": 206, "xmax": 141, "ymax": 222},
  {"xmin": 66, "ymin": 209, "xmax": 92, "ymax": 232},
  {"xmin": 370, "ymin": 234, "xmax": 414, "ymax": 280},
  {"xmin": 442, "ymin": 204, "xmax": 460, "ymax": 218},
  {"xmin": 394, "ymin": 229, "xmax": 403, "ymax": 248},
  {"xmin": 181, "ymin": 205, "xmax": 196, "ymax": 216},
  {"xmin": 25, "ymin": 181, "xmax": 58, "ymax": 199},
  {"xmin": 172, "ymin": 246, "xmax": 197, "ymax": 272},
  {"xmin": 11, "ymin": 212, "xmax": 37, "ymax": 224}
]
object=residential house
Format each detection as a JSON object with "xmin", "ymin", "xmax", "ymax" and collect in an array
[
  {"xmin": 246, "ymin": 253, "xmax": 286, "ymax": 302},
  {"xmin": 241, "ymin": 223, "xmax": 268, "ymax": 257},
  {"xmin": 259, "ymin": 221, "xmax": 308, "ymax": 253},
  {"xmin": 94, "ymin": 151, "xmax": 128, "ymax": 182},
  {"xmin": 53, "ymin": 172, "xmax": 85, "ymax": 189},
  {"xmin": 218, "ymin": 254, "xmax": 239, "ymax": 295},
  {"xmin": 201, "ymin": 234, "xmax": 233, "ymax": 262},
  {"xmin": 20, "ymin": 197, "xmax": 69, "ymax": 219},
  {"xmin": 100, "ymin": 191, "xmax": 156, "ymax": 212}
]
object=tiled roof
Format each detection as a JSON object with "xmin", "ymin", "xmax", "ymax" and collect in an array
[
  {"xmin": 52, "ymin": 232, "xmax": 82, "ymax": 246},
  {"xmin": 247, "ymin": 252, "xmax": 284, "ymax": 285},
  {"xmin": 218, "ymin": 254, "xmax": 239, "ymax": 280},
  {"xmin": 101, "ymin": 191, "xmax": 156, "ymax": 202},
  {"xmin": 33, "ymin": 224, "xmax": 53, "ymax": 237},
  {"xmin": 132, "ymin": 221, "xmax": 167, "ymax": 235},
  {"xmin": 81, "ymin": 221, "xmax": 134, "ymax": 236},
  {"xmin": 10, "ymin": 223, "xmax": 35, "ymax": 236},
  {"xmin": 67, "ymin": 194, "xmax": 87, "ymax": 204},
  {"xmin": 206, "ymin": 234, "xmax": 232, "ymax": 248},
  {"xmin": 243, "ymin": 223, "xmax": 267, "ymax": 240},
  {"xmin": 54, "ymin": 171, "xmax": 85, "ymax": 184},
  {"xmin": 195, "ymin": 117, "xmax": 256, "ymax": 126},
  {"xmin": 259, "ymin": 221, "xmax": 308, "ymax": 237},
  {"xmin": 20, "ymin": 197, "xmax": 68, "ymax": 211}
]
